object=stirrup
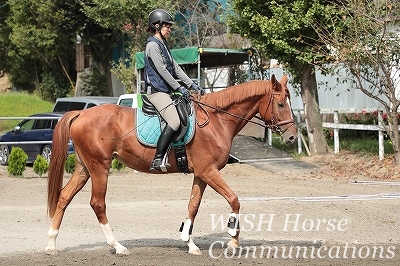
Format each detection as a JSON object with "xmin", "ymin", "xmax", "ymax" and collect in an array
[{"xmin": 150, "ymin": 155, "xmax": 170, "ymax": 172}]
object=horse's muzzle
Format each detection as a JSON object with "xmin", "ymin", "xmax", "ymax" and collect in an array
[
  {"xmin": 285, "ymin": 134, "xmax": 297, "ymax": 144},
  {"xmin": 280, "ymin": 121, "xmax": 297, "ymax": 144}
]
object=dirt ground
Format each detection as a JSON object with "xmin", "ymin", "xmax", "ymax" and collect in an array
[{"xmin": 1, "ymin": 151, "xmax": 400, "ymax": 265}]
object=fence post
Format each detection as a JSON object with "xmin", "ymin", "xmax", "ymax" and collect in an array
[
  {"xmin": 297, "ymin": 111, "xmax": 302, "ymax": 154},
  {"xmin": 267, "ymin": 128, "xmax": 272, "ymax": 146},
  {"xmin": 334, "ymin": 111, "xmax": 339, "ymax": 154},
  {"xmin": 378, "ymin": 110, "xmax": 384, "ymax": 160}
]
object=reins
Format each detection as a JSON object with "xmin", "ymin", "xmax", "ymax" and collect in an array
[
  {"xmin": 190, "ymin": 94, "xmax": 296, "ymax": 135},
  {"xmin": 190, "ymin": 97, "xmax": 268, "ymax": 128}
]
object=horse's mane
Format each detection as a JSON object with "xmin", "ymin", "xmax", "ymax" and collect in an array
[{"xmin": 202, "ymin": 80, "xmax": 271, "ymax": 109}]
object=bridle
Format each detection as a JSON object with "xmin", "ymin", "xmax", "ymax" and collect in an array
[
  {"xmin": 190, "ymin": 90, "xmax": 296, "ymax": 135},
  {"xmin": 258, "ymin": 90, "xmax": 296, "ymax": 135}
]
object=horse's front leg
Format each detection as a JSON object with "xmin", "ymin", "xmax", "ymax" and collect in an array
[
  {"xmin": 202, "ymin": 168, "xmax": 241, "ymax": 248},
  {"xmin": 90, "ymin": 174, "xmax": 130, "ymax": 255},
  {"xmin": 180, "ymin": 176, "xmax": 207, "ymax": 255}
]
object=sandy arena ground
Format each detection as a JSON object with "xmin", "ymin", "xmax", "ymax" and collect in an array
[{"xmin": 1, "ymin": 152, "xmax": 400, "ymax": 265}]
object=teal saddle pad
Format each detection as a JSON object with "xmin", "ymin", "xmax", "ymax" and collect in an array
[{"xmin": 136, "ymin": 95, "xmax": 195, "ymax": 147}]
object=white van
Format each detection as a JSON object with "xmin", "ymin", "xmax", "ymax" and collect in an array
[
  {"xmin": 117, "ymin": 94, "xmax": 138, "ymax": 108},
  {"xmin": 52, "ymin": 96, "xmax": 118, "ymax": 112}
]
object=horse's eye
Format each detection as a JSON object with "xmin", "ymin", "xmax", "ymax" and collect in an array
[{"xmin": 278, "ymin": 102, "xmax": 285, "ymax": 108}]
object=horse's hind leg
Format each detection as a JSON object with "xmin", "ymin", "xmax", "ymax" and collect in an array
[
  {"xmin": 90, "ymin": 170, "xmax": 129, "ymax": 255},
  {"xmin": 45, "ymin": 162, "xmax": 90, "ymax": 255},
  {"xmin": 180, "ymin": 176, "xmax": 207, "ymax": 255}
]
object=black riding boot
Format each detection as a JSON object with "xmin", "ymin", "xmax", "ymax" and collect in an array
[{"xmin": 150, "ymin": 125, "xmax": 176, "ymax": 172}]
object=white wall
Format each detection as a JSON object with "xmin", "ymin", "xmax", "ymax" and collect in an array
[{"xmin": 269, "ymin": 67, "xmax": 385, "ymax": 111}]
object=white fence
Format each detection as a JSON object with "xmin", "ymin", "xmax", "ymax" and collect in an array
[{"xmin": 290, "ymin": 110, "xmax": 392, "ymax": 160}]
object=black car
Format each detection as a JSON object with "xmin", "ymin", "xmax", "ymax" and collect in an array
[{"xmin": 0, "ymin": 112, "xmax": 73, "ymax": 166}]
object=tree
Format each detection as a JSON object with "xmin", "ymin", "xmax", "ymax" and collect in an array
[
  {"xmin": 173, "ymin": 0, "xmax": 226, "ymax": 47},
  {"xmin": 5, "ymin": 0, "xmax": 77, "ymax": 98},
  {"xmin": 312, "ymin": 0, "xmax": 400, "ymax": 164},
  {"xmin": 0, "ymin": 1, "xmax": 11, "ymax": 75},
  {"xmin": 3, "ymin": 0, "xmax": 160, "ymax": 97},
  {"xmin": 170, "ymin": 0, "xmax": 251, "ymax": 89},
  {"xmin": 228, "ymin": 0, "xmax": 338, "ymax": 154},
  {"xmin": 77, "ymin": 0, "xmax": 148, "ymax": 96}
]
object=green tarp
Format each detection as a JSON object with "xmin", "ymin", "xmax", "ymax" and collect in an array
[{"xmin": 135, "ymin": 46, "xmax": 250, "ymax": 70}]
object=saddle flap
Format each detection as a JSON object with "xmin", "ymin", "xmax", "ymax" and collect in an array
[
  {"xmin": 141, "ymin": 95, "xmax": 158, "ymax": 116},
  {"xmin": 173, "ymin": 95, "xmax": 190, "ymax": 127}
]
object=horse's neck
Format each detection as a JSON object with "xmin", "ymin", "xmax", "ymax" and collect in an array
[
  {"xmin": 224, "ymin": 96, "xmax": 261, "ymax": 135},
  {"xmin": 230, "ymin": 96, "xmax": 261, "ymax": 134}
]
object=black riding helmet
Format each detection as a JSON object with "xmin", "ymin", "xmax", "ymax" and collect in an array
[{"xmin": 148, "ymin": 9, "xmax": 174, "ymax": 32}]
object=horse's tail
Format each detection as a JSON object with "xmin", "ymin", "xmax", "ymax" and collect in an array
[{"xmin": 47, "ymin": 111, "xmax": 80, "ymax": 218}]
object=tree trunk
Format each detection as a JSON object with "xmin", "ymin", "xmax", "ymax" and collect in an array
[
  {"xmin": 387, "ymin": 110, "xmax": 400, "ymax": 165},
  {"xmin": 97, "ymin": 60, "xmax": 113, "ymax": 96},
  {"xmin": 105, "ymin": 64, "xmax": 113, "ymax": 96},
  {"xmin": 300, "ymin": 64, "xmax": 330, "ymax": 155}
]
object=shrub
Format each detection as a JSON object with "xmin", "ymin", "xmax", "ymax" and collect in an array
[
  {"xmin": 33, "ymin": 155, "xmax": 49, "ymax": 177},
  {"xmin": 65, "ymin": 154, "xmax": 76, "ymax": 174},
  {"xmin": 7, "ymin": 147, "xmax": 28, "ymax": 177},
  {"xmin": 112, "ymin": 158, "xmax": 126, "ymax": 172}
]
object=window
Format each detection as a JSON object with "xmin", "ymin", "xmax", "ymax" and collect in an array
[
  {"xmin": 119, "ymin": 98, "xmax": 133, "ymax": 107},
  {"xmin": 34, "ymin": 119, "xmax": 49, "ymax": 130},
  {"xmin": 51, "ymin": 119, "xmax": 59, "ymax": 129},
  {"xmin": 53, "ymin": 102, "xmax": 86, "ymax": 112},
  {"xmin": 19, "ymin": 119, "xmax": 35, "ymax": 131}
]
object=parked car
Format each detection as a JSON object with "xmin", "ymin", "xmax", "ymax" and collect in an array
[
  {"xmin": 52, "ymin": 96, "xmax": 118, "ymax": 112},
  {"xmin": 0, "ymin": 112, "xmax": 73, "ymax": 166},
  {"xmin": 117, "ymin": 94, "xmax": 138, "ymax": 108}
]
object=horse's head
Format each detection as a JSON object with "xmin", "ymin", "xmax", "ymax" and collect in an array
[{"xmin": 259, "ymin": 74, "xmax": 297, "ymax": 144}]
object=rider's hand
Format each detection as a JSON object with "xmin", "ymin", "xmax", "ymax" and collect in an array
[
  {"xmin": 191, "ymin": 83, "xmax": 205, "ymax": 95},
  {"xmin": 178, "ymin": 86, "xmax": 190, "ymax": 98}
]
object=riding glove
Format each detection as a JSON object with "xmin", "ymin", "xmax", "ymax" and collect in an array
[
  {"xmin": 191, "ymin": 83, "xmax": 206, "ymax": 95},
  {"xmin": 178, "ymin": 86, "xmax": 190, "ymax": 98}
]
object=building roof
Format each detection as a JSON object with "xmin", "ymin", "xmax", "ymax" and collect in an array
[{"xmin": 135, "ymin": 46, "xmax": 251, "ymax": 69}]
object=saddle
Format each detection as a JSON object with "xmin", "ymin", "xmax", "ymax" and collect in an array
[
  {"xmin": 136, "ymin": 93, "xmax": 195, "ymax": 173},
  {"xmin": 141, "ymin": 94, "xmax": 193, "ymax": 143}
]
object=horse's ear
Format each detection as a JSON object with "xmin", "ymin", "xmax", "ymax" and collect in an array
[
  {"xmin": 271, "ymin": 74, "xmax": 276, "ymax": 85},
  {"xmin": 271, "ymin": 74, "xmax": 282, "ymax": 92},
  {"xmin": 280, "ymin": 74, "xmax": 288, "ymax": 87}
]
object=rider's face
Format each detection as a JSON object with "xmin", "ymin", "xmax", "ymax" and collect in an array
[{"xmin": 159, "ymin": 23, "xmax": 172, "ymax": 39}]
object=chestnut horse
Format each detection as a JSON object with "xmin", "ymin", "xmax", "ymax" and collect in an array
[{"xmin": 45, "ymin": 74, "xmax": 297, "ymax": 255}]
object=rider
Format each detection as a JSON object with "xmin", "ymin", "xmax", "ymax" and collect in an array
[{"xmin": 145, "ymin": 9, "xmax": 205, "ymax": 172}]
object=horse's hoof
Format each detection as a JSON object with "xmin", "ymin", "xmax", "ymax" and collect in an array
[
  {"xmin": 227, "ymin": 239, "xmax": 239, "ymax": 248},
  {"xmin": 189, "ymin": 247, "xmax": 202, "ymax": 255},
  {"xmin": 44, "ymin": 247, "xmax": 58, "ymax": 255},
  {"xmin": 116, "ymin": 247, "xmax": 130, "ymax": 255}
]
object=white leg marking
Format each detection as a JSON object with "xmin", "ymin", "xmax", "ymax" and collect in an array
[
  {"xmin": 45, "ymin": 227, "xmax": 59, "ymax": 255},
  {"xmin": 100, "ymin": 223, "xmax": 130, "ymax": 255},
  {"xmin": 227, "ymin": 239, "xmax": 239, "ymax": 248},
  {"xmin": 187, "ymin": 236, "xmax": 202, "ymax": 255}
]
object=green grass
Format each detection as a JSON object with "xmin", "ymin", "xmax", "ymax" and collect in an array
[
  {"xmin": 0, "ymin": 92, "xmax": 54, "ymax": 132},
  {"xmin": 328, "ymin": 138, "xmax": 394, "ymax": 154}
]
